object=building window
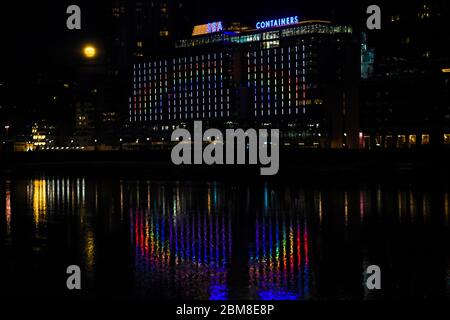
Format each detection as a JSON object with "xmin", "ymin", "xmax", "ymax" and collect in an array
[
  {"xmin": 397, "ymin": 135, "xmax": 407, "ymax": 148},
  {"xmin": 409, "ymin": 135, "xmax": 417, "ymax": 146},
  {"xmin": 364, "ymin": 136, "xmax": 371, "ymax": 149},
  {"xmin": 112, "ymin": 7, "xmax": 121, "ymax": 17},
  {"xmin": 444, "ymin": 134, "xmax": 450, "ymax": 145},
  {"xmin": 385, "ymin": 135, "xmax": 393, "ymax": 148},
  {"xmin": 375, "ymin": 135, "xmax": 382, "ymax": 147},
  {"xmin": 160, "ymin": 31, "xmax": 169, "ymax": 37},
  {"xmin": 422, "ymin": 134, "xmax": 430, "ymax": 145},
  {"xmin": 390, "ymin": 15, "xmax": 400, "ymax": 22}
]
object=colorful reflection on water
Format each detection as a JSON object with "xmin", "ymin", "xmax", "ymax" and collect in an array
[
  {"xmin": 130, "ymin": 183, "xmax": 231, "ymax": 299},
  {"xmin": 250, "ymin": 215, "xmax": 310, "ymax": 300},
  {"xmin": 0, "ymin": 177, "xmax": 448, "ymax": 300}
]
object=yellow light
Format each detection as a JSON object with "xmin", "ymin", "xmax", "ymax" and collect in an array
[
  {"xmin": 192, "ymin": 24, "xmax": 209, "ymax": 36},
  {"xmin": 442, "ymin": 68, "xmax": 450, "ymax": 73},
  {"xmin": 83, "ymin": 45, "xmax": 97, "ymax": 59}
]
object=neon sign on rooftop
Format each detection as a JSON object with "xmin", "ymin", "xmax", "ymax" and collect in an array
[{"xmin": 256, "ymin": 16, "xmax": 300, "ymax": 30}]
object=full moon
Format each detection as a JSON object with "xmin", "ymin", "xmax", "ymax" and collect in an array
[{"xmin": 83, "ymin": 45, "xmax": 97, "ymax": 59}]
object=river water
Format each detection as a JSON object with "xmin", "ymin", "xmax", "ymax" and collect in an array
[{"xmin": 0, "ymin": 176, "xmax": 448, "ymax": 300}]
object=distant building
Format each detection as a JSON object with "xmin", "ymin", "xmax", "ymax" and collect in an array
[
  {"xmin": 128, "ymin": 18, "xmax": 360, "ymax": 149},
  {"xmin": 360, "ymin": 0, "xmax": 450, "ymax": 148},
  {"xmin": 29, "ymin": 121, "xmax": 56, "ymax": 151},
  {"xmin": 73, "ymin": 100, "xmax": 96, "ymax": 146}
]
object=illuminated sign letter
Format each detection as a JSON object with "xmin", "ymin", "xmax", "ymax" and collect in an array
[
  {"xmin": 256, "ymin": 15, "xmax": 300, "ymax": 30},
  {"xmin": 192, "ymin": 21, "xmax": 224, "ymax": 36}
]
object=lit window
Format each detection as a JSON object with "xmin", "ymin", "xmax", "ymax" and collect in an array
[
  {"xmin": 409, "ymin": 135, "xmax": 417, "ymax": 146},
  {"xmin": 375, "ymin": 135, "xmax": 382, "ymax": 146},
  {"xmin": 422, "ymin": 134, "xmax": 430, "ymax": 145},
  {"xmin": 385, "ymin": 135, "xmax": 393, "ymax": 148},
  {"xmin": 397, "ymin": 135, "xmax": 407, "ymax": 148},
  {"xmin": 444, "ymin": 134, "xmax": 450, "ymax": 145},
  {"xmin": 160, "ymin": 31, "xmax": 169, "ymax": 37}
]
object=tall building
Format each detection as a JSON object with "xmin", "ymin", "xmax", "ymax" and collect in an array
[
  {"xmin": 109, "ymin": 0, "xmax": 190, "ymax": 60},
  {"xmin": 128, "ymin": 18, "xmax": 360, "ymax": 148},
  {"xmin": 360, "ymin": 0, "xmax": 450, "ymax": 148},
  {"xmin": 106, "ymin": 0, "xmax": 190, "ymax": 141}
]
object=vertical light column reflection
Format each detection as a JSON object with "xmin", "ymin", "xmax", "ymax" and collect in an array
[
  {"xmin": 120, "ymin": 180, "xmax": 124, "ymax": 222},
  {"xmin": 409, "ymin": 191, "xmax": 416, "ymax": 222},
  {"xmin": 84, "ymin": 230, "xmax": 95, "ymax": 273},
  {"xmin": 445, "ymin": 192, "xmax": 449, "ymax": 225},
  {"xmin": 5, "ymin": 180, "xmax": 12, "ymax": 236},
  {"xmin": 32, "ymin": 179, "xmax": 47, "ymax": 228},
  {"xmin": 360, "ymin": 190, "xmax": 366, "ymax": 222},
  {"xmin": 423, "ymin": 192, "xmax": 430, "ymax": 222},
  {"xmin": 376, "ymin": 186, "xmax": 382, "ymax": 216},
  {"xmin": 398, "ymin": 190, "xmax": 403, "ymax": 221},
  {"xmin": 344, "ymin": 191, "xmax": 349, "ymax": 227},
  {"xmin": 318, "ymin": 191, "xmax": 323, "ymax": 226}
]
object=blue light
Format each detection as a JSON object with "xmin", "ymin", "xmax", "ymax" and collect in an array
[
  {"xmin": 259, "ymin": 289, "xmax": 299, "ymax": 300},
  {"xmin": 256, "ymin": 16, "xmax": 299, "ymax": 30},
  {"xmin": 209, "ymin": 284, "xmax": 228, "ymax": 300}
]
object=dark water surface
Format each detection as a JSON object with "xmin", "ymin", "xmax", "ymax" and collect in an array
[{"xmin": 0, "ymin": 176, "xmax": 448, "ymax": 300}]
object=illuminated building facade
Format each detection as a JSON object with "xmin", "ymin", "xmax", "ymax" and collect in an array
[
  {"xmin": 129, "ymin": 19, "xmax": 360, "ymax": 148},
  {"xmin": 30, "ymin": 121, "xmax": 56, "ymax": 151}
]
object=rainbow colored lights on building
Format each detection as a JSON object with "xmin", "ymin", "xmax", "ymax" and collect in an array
[
  {"xmin": 130, "ymin": 53, "xmax": 231, "ymax": 123},
  {"xmin": 129, "ymin": 20, "xmax": 356, "ymax": 149}
]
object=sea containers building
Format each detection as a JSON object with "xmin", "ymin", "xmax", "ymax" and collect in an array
[{"xmin": 129, "ymin": 17, "xmax": 360, "ymax": 148}]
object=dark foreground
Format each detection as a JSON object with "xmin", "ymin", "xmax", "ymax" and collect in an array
[
  {"xmin": 0, "ymin": 176, "xmax": 448, "ymax": 300},
  {"xmin": 2, "ymin": 148, "xmax": 450, "ymax": 182},
  {"xmin": 0, "ymin": 150, "xmax": 448, "ymax": 317}
]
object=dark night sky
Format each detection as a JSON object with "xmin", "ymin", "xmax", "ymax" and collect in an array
[{"xmin": 0, "ymin": 0, "xmax": 369, "ymax": 79}]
